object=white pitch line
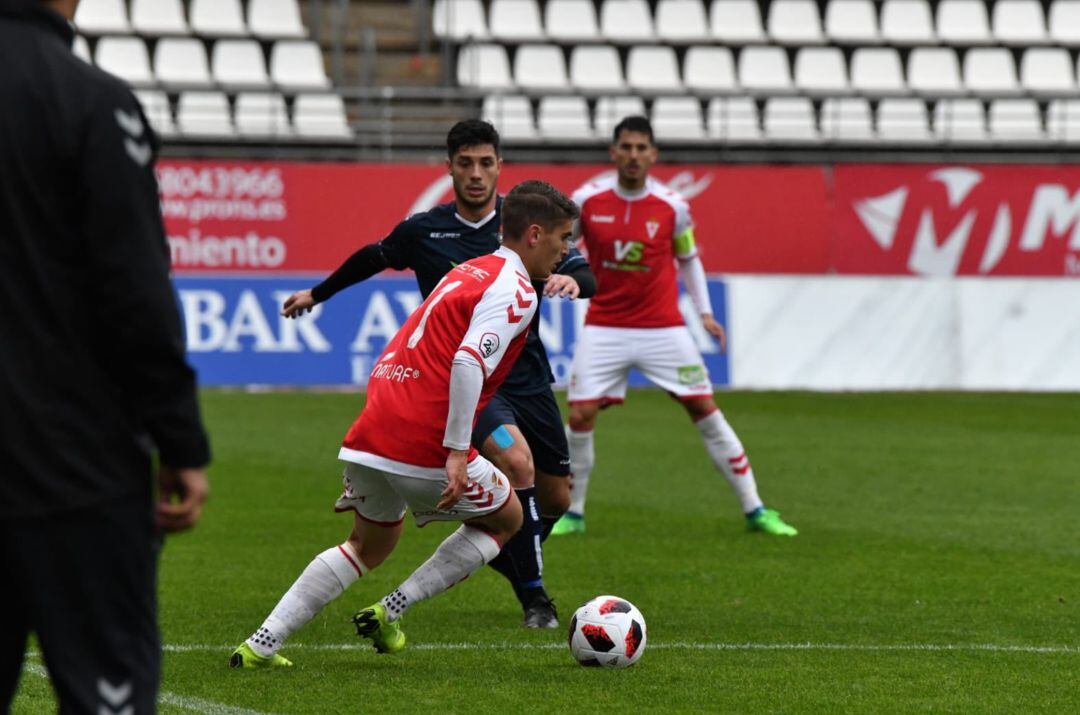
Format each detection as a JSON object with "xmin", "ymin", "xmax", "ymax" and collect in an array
[
  {"xmin": 22, "ymin": 661, "xmax": 273, "ymax": 715},
  {"xmin": 154, "ymin": 641, "xmax": 1079, "ymax": 655}
]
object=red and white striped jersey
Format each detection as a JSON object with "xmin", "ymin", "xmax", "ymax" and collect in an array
[
  {"xmin": 340, "ymin": 247, "xmax": 536, "ymax": 477},
  {"xmin": 573, "ymin": 175, "xmax": 693, "ymax": 328}
]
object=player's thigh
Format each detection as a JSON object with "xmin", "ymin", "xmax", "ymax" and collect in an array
[
  {"xmin": 635, "ymin": 326, "xmax": 714, "ymax": 400},
  {"xmin": 390, "ymin": 456, "xmax": 515, "ymax": 528},
  {"xmin": 508, "ymin": 390, "xmax": 571, "ymax": 480},
  {"xmin": 20, "ymin": 495, "xmax": 160, "ymax": 714},
  {"xmin": 336, "ymin": 462, "xmax": 408, "ymax": 528},
  {"xmin": 568, "ymin": 326, "xmax": 633, "ymax": 404}
]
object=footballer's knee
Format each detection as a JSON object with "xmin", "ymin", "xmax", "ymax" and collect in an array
[
  {"xmin": 500, "ymin": 444, "xmax": 535, "ymax": 489},
  {"xmin": 474, "ymin": 491, "xmax": 523, "ymax": 544},
  {"xmin": 680, "ymin": 396, "xmax": 718, "ymax": 422},
  {"xmin": 535, "ymin": 471, "xmax": 570, "ymax": 516},
  {"xmin": 568, "ymin": 403, "xmax": 599, "ymax": 432}
]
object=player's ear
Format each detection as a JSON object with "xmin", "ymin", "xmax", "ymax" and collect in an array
[
  {"xmin": 529, "ymin": 224, "xmax": 542, "ymax": 246},
  {"xmin": 445, "ymin": 157, "xmax": 452, "ymax": 174}
]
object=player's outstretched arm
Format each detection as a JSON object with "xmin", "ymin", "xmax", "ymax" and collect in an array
[
  {"xmin": 282, "ymin": 243, "xmax": 393, "ymax": 318},
  {"xmin": 281, "ymin": 288, "xmax": 316, "ymax": 317}
]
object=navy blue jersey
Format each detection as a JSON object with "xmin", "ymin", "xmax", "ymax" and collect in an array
[
  {"xmin": 379, "ymin": 200, "xmax": 502, "ymax": 298},
  {"xmin": 378, "ymin": 198, "xmax": 589, "ymax": 396}
]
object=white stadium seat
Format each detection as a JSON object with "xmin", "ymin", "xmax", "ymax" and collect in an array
[
  {"xmin": 189, "ymin": 0, "xmax": 247, "ymax": 37},
  {"xmin": 73, "ymin": 35, "xmax": 92, "ymax": 63},
  {"xmin": 212, "ymin": 40, "xmax": 270, "ymax": 89},
  {"xmin": 710, "ymin": 1, "xmax": 765, "ymax": 44},
  {"xmin": 248, "ymin": 0, "xmax": 307, "ymax": 39},
  {"xmin": 294, "ymin": 94, "xmax": 352, "ymax": 139},
  {"xmin": 177, "ymin": 91, "xmax": 234, "ymax": 136},
  {"xmin": 154, "ymin": 38, "xmax": 212, "ymax": 86},
  {"xmin": 937, "ymin": 1, "xmax": 992, "ymax": 46},
  {"xmin": 600, "ymin": 0, "xmax": 656, "ymax": 43},
  {"xmin": 1019, "ymin": 48, "xmax": 1076, "ymax": 95},
  {"xmin": 1049, "ymin": 1, "xmax": 1080, "ymax": 46},
  {"xmin": 134, "ymin": 89, "xmax": 177, "ymax": 137},
  {"xmin": 457, "ymin": 44, "xmax": 514, "ymax": 90},
  {"xmin": 432, "ymin": 0, "xmax": 489, "ymax": 41},
  {"xmin": 651, "ymin": 97, "xmax": 706, "ymax": 141},
  {"xmin": 850, "ymin": 47, "xmax": 906, "ymax": 96},
  {"xmin": 1046, "ymin": 99, "xmax": 1080, "ymax": 142},
  {"xmin": 764, "ymin": 97, "xmax": 820, "ymax": 142},
  {"xmin": 74, "ymin": 0, "xmax": 130, "ymax": 35},
  {"xmin": 483, "ymin": 95, "xmax": 539, "ymax": 141},
  {"xmin": 490, "ymin": 0, "xmax": 546, "ymax": 42},
  {"xmin": 880, "ymin": 0, "xmax": 935, "ymax": 45},
  {"xmin": 934, "ymin": 99, "xmax": 989, "ymax": 143},
  {"xmin": 270, "ymin": 41, "xmax": 331, "ymax": 89},
  {"xmin": 545, "ymin": 0, "xmax": 600, "ymax": 42},
  {"xmin": 768, "ymin": 0, "xmax": 825, "ymax": 45},
  {"xmin": 907, "ymin": 48, "xmax": 964, "ymax": 96},
  {"xmin": 594, "ymin": 95, "xmax": 647, "ymax": 138},
  {"xmin": 569, "ymin": 45, "xmax": 626, "ymax": 92},
  {"xmin": 95, "ymin": 36, "xmax": 154, "ymax": 85},
  {"xmin": 738, "ymin": 46, "xmax": 794, "ymax": 94},
  {"xmin": 820, "ymin": 97, "xmax": 873, "ymax": 143},
  {"xmin": 683, "ymin": 46, "xmax": 737, "ymax": 93},
  {"xmin": 537, "ymin": 96, "xmax": 594, "ymax": 140},
  {"xmin": 989, "ymin": 99, "xmax": 1044, "ymax": 143},
  {"xmin": 234, "ymin": 92, "xmax": 292, "ymax": 137},
  {"xmin": 707, "ymin": 97, "xmax": 763, "ymax": 142},
  {"xmin": 514, "ymin": 44, "xmax": 569, "ymax": 92},
  {"xmin": 824, "ymin": 0, "xmax": 880, "ymax": 44},
  {"xmin": 794, "ymin": 47, "xmax": 850, "ymax": 95},
  {"xmin": 656, "ymin": 0, "xmax": 710, "ymax": 43},
  {"xmin": 130, "ymin": 0, "xmax": 188, "ymax": 36},
  {"xmin": 627, "ymin": 46, "xmax": 683, "ymax": 93},
  {"xmin": 963, "ymin": 48, "xmax": 1021, "ymax": 96},
  {"xmin": 993, "ymin": 1, "xmax": 1050, "ymax": 45},
  {"xmin": 877, "ymin": 98, "xmax": 935, "ymax": 143}
]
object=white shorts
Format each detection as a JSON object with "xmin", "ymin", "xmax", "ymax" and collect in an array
[
  {"xmin": 334, "ymin": 456, "xmax": 513, "ymax": 527},
  {"xmin": 568, "ymin": 325, "xmax": 713, "ymax": 405}
]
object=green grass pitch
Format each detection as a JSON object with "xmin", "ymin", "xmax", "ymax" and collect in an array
[{"xmin": 13, "ymin": 390, "xmax": 1080, "ymax": 713}]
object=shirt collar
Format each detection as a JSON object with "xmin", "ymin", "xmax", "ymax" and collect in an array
[
  {"xmin": 454, "ymin": 207, "xmax": 497, "ymax": 230},
  {"xmin": 495, "ymin": 245, "xmax": 529, "ymax": 277},
  {"xmin": 0, "ymin": 0, "xmax": 75, "ymax": 46}
]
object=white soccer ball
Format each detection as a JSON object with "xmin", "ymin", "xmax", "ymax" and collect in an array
[{"xmin": 567, "ymin": 595, "xmax": 647, "ymax": 668}]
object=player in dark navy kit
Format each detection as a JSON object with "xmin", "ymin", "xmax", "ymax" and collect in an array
[{"xmin": 282, "ymin": 120, "xmax": 595, "ymax": 628}]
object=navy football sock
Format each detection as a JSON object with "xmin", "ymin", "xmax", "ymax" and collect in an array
[{"xmin": 487, "ymin": 487, "xmax": 543, "ymax": 601}]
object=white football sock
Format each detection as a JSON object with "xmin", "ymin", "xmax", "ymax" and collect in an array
[
  {"xmin": 694, "ymin": 410, "xmax": 764, "ymax": 515},
  {"xmin": 566, "ymin": 427, "xmax": 594, "ymax": 516},
  {"xmin": 381, "ymin": 525, "xmax": 500, "ymax": 621},
  {"xmin": 247, "ymin": 542, "xmax": 366, "ymax": 656}
]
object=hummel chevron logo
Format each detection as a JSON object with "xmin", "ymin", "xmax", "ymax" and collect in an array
[
  {"xmin": 728, "ymin": 452, "xmax": 751, "ymax": 475},
  {"xmin": 98, "ymin": 677, "xmax": 133, "ymax": 715},
  {"xmin": 506, "ymin": 288, "xmax": 534, "ymax": 324},
  {"xmin": 114, "ymin": 108, "xmax": 144, "ymax": 138}
]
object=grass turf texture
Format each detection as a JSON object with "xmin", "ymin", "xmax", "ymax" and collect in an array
[{"xmin": 13, "ymin": 390, "xmax": 1079, "ymax": 714}]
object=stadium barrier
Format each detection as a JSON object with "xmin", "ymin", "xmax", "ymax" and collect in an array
[{"xmin": 164, "ymin": 160, "xmax": 1080, "ymax": 389}]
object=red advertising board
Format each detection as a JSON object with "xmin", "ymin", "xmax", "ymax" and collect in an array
[
  {"xmin": 833, "ymin": 164, "xmax": 1080, "ymax": 276},
  {"xmin": 159, "ymin": 160, "xmax": 1080, "ymax": 277},
  {"xmin": 158, "ymin": 161, "xmax": 830, "ymax": 275}
]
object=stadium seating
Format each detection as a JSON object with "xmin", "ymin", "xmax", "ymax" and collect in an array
[
  {"xmin": 545, "ymin": 0, "xmax": 600, "ymax": 42},
  {"xmin": 248, "ymin": 0, "xmax": 307, "ymax": 39},
  {"xmin": 538, "ymin": 95, "xmax": 594, "ymax": 139},
  {"xmin": 95, "ymin": 36, "xmax": 154, "ymax": 86},
  {"xmin": 189, "ymin": 0, "xmax": 247, "ymax": 37},
  {"xmin": 490, "ymin": 0, "xmax": 546, "ymax": 42},
  {"xmin": 707, "ymin": 96, "xmax": 763, "ymax": 141},
  {"xmin": 135, "ymin": 89, "xmax": 177, "ymax": 136},
  {"xmin": 234, "ymin": 92, "xmax": 292, "ymax": 137},
  {"xmin": 293, "ymin": 94, "xmax": 352, "ymax": 138},
  {"xmin": 177, "ymin": 91, "xmax": 235, "ymax": 137},
  {"xmin": 212, "ymin": 40, "xmax": 271, "ymax": 89},
  {"xmin": 514, "ymin": 44, "xmax": 569, "ymax": 92},
  {"xmin": 74, "ymin": 0, "xmax": 130, "ymax": 35},
  {"xmin": 483, "ymin": 94, "xmax": 540, "ymax": 140},
  {"xmin": 820, "ymin": 97, "xmax": 874, "ymax": 142},
  {"xmin": 130, "ymin": 0, "xmax": 188, "ymax": 36},
  {"xmin": 652, "ymin": 96, "xmax": 706, "ymax": 140}
]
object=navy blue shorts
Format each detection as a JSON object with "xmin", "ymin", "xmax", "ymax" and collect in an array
[{"xmin": 472, "ymin": 389, "xmax": 571, "ymax": 477}]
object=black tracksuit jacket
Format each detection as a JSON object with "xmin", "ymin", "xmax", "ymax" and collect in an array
[{"xmin": 0, "ymin": 0, "xmax": 210, "ymax": 518}]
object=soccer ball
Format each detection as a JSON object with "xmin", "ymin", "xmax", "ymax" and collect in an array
[{"xmin": 567, "ymin": 595, "xmax": 647, "ymax": 668}]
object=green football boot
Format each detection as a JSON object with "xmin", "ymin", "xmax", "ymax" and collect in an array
[
  {"xmin": 550, "ymin": 512, "xmax": 585, "ymax": 536},
  {"xmin": 229, "ymin": 642, "xmax": 293, "ymax": 669},
  {"xmin": 352, "ymin": 603, "xmax": 406, "ymax": 654},
  {"xmin": 747, "ymin": 508, "xmax": 798, "ymax": 536}
]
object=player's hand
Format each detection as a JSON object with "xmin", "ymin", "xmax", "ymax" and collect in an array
[
  {"xmin": 439, "ymin": 449, "xmax": 470, "ymax": 510},
  {"xmin": 281, "ymin": 289, "xmax": 316, "ymax": 318},
  {"xmin": 156, "ymin": 465, "xmax": 209, "ymax": 533},
  {"xmin": 701, "ymin": 313, "xmax": 727, "ymax": 353},
  {"xmin": 543, "ymin": 274, "xmax": 580, "ymax": 299}
]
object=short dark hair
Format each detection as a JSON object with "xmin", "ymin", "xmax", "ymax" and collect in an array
[
  {"xmin": 612, "ymin": 115, "xmax": 655, "ymax": 145},
  {"xmin": 501, "ymin": 180, "xmax": 579, "ymax": 240},
  {"xmin": 446, "ymin": 119, "xmax": 500, "ymax": 158}
]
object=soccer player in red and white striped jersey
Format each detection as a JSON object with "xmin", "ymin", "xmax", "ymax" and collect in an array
[
  {"xmin": 553, "ymin": 116, "xmax": 798, "ymax": 538},
  {"xmin": 231, "ymin": 181, "xmax": 579, "ymax": 667}
]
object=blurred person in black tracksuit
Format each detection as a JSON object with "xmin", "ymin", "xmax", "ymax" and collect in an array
[{"xmin": 0, "ymin": 0, "xmax": 211, "ymax": 712}]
